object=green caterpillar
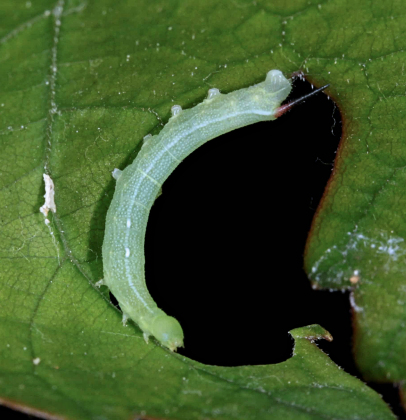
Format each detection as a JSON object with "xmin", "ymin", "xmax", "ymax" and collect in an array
[{"xmin": 101, "ymin": 70, "xmax": 328, "ymax": 351}]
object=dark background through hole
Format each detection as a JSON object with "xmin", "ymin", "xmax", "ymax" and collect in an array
[
  {"xmin": 146, "ymin": 77, "xmax": 342, "ymax": 367},
  {"xmin": 3, "ymin": 78, "xmax": 404, "ymax": 419}
]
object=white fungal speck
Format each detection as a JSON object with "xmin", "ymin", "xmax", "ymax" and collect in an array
[
  {"xmin": 125, "ymin": 248, "xmax": 130, "ymax": 258},
  {"xmin": 40, "ymin": 174, "xmax": 56, "ymax": 221},
  {"xmin": 127, "ymin": 219, "xmax": 131, "ymax": 228},
  {"xmin": 33, "ymin": 357, "xmax": 41, "ymax": 365}
]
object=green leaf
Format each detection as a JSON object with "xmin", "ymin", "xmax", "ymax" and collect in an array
[
  {"xmin": 302, "ymin": 0, "xmax": 406, "ymax": 398},
  {"xmin": 0, "ymin": 311, "xmax": 396, "ymax": 420},
  {"xmin": 0, "ymin": 0, "xmax": 397, "ymax": 419}
]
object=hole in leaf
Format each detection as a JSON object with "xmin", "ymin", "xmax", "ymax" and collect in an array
[
  {"xmin": 145, "ymin": 76, "xmax": 343, "ymax": 366},
  {"xmin": 109, "ymin": 292, "xmax": 120, "ymax": 308}
]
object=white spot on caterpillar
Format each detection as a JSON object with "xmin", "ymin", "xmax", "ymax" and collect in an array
[
  {"xmin": 95, "ymin": 279, "xmax": 105, "ymax": 287},
  {"xmin": 125, "ymin": 248, "xmax": 130, "ymax": 258},
  {"xmin": 142, "ymin": 134, "xmax": 152, "ymax": 149},
  {"xmin": 126, "ymin": 219, "xmax": 131, "ymax": 228},
  {"xmin": 207, "ymin": 88, "xmax": 220, "ymax": 99},
  {"xmin": 32, "ymin": 357, "xmax": 41, "ymax": 365},
  {"xmin": 112, "ymin": 168, "xmax": 122, "ymax": 180},
  {"xmin": 171, "ymin": 105, "xmax": 182, "ymax": 117},
  {"xmin": 39, "ymin": 174, "xmax": 56, "ymax": 220}
]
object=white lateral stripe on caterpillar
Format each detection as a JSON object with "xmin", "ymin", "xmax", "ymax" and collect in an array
[
  {"xmin": 142, "ymin": 108, "xmax": 281, "ymax": 175},
  {"xmin": 102, "ymin": 70, "xmax": 292, "ymax": 351}
]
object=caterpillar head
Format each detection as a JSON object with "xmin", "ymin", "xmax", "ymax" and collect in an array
[{"xmin": 150, "ymin": 314, "xmax": 184, "ymax": 352}]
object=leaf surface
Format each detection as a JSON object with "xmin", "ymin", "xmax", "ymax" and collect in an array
[{"xmin": 302, "ymin": 0, "xmax": 406, "ymax": 398}]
